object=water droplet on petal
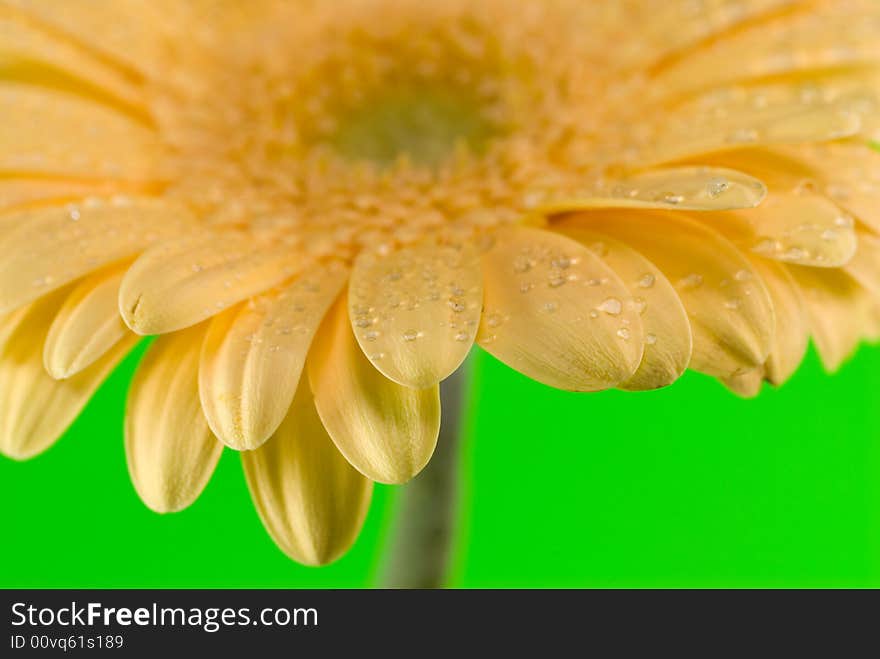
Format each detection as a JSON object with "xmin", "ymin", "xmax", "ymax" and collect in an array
[
  {"xmin": 597, "ymin": 297, "xmax": 623, "ymax": 315},
  {"xmin": 637, "ymin": 273, "xmax": 656, "ymax": 289}
]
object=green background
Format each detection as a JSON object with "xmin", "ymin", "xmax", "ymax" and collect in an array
[{"xmin": 2, "ymin": 342, "xmax": 879, "ymax": 588}]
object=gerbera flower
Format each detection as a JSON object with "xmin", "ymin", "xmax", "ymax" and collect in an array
[{"xmin": 1, "ymin": 0, "xmax": 878, "ymax": 571}]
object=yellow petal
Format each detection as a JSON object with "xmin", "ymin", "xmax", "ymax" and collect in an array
[
  {"xmin": 199, "ymin": 263, "xmax": 348, "ymax": 450},
  {"xmin": 125, "ymin": 325, "xmax": 222, "ymax": 513},
  {"xmin": 538, "ymin": 167, "xmax": 766, "ymax": 214},
  {"xmin": 2, "ymin": 0, "xmax": 175, "ymax": 79},
  {"xmin": 560, "ymin": 212, "xmax": 774, "ymax": 377},
  {"xmin": 119, "ymin": 232, "xmax": 300, "ymax": 335},
  {"xmin": 242, "ymin": 377, "xmax": 372, "ymax": 566},
  {"xmin": 477, "ymin": 226, "xmax": 644, "ymax": 391},
  {"xmin": 0, "ymin": 197, "xmax": 192, "ymax": 313},
  {"xmin": 558, "ymin": 227, "xmax": 692, "ymax": 391},
  {"xmin": 710, "ymin": 193, "xmax": 858, "ymax": 267},
  {"xmin": 0, "ymin": 83, "xmax": 166, "ymax": 180},
  {"xmin": 654, "ymin": 1, "xmax": 880, "ymax": 95},
  {"xmin": 845, "ymin": 230, "xmax": 880, "ymax": 297},
  {"xmin": 349, "ymin": 238, "xmax": 482, "ymax": 389},
  {"xmin": 43, "ymin": 267, "xmax": 130, "ymax": 379},
  {"xmin": 0, "ymin": 6, "xmax": 145, "ymax": 112},
  {"xmin": 0, "ymin": 289, "xmax": 137, "ymax": 460},
  {"xmin": 786, "ymin": 265, "xmax": 877, "ymax": 372},
  {"xmin": 0, "ymin": 178, "xmax": 141, "ymax": 214},
  {"xmin": 747, "ymin": 256, "xmax": 808, "ymax": 386},
  {"xmin": 789, "ymin": 142, "xmax": 880, "ymax": 234},
  {"xmin": 632, "ymin": 0, "xmax": 792, "ymax": 70},
  {"xmin": 309, "ymin": 297, "xmax": 440, "ymax": 485},
  {"xmin": 638, "ymin": 100, "xmax": 860, "ymax": 167},
  {"xmin": 721, "ymin": 370, "xmax": 764, "ymax": 399}
]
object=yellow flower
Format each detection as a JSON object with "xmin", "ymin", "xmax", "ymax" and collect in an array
[{"xmin": 0, "ymin": 0, "xmax": 878, "ymax": 565}]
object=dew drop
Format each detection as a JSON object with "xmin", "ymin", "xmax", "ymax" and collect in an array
[
  {"xmin": 454, "ymin": 331, "xmax": 470, "ymax": 342},
  {"xmin": 67, "ymin": 205, "xmax": 81, "ymax": 222},
  {"xmin": 543, "ymin": 301, "xmax": 558, "ymax": 314},
  {"xmin": 486, "ymin": 312, "xmax": 504, "ymax": 328},
  {"xmin": 363, "ymin": 330, "xmax": 379, "ymax": 342},
  {"xmin": 403, "ymin": 329, "xmax": 420, "ymax": 342},
  {"xmin": 637, "ymin": 273, "xmax": 656, "ymax": 289},
  {"xmin": 734, "ymin": 269, "xmax": 752, "ymax": 282},
  {"xmin": 597, "ymin": 297, "xmax": 623, "ymax": 315},
  {"xmin": 725, "ymin": 298, "xmax": 742, "ymax": 310},
  {"xmin": 631, "ymin": 297, "xmax": 648, "ymax": 314},
  {"xmin": 706, "ymin": 177, "xmax": 730, "ymax": 198},
  {"xmin": 616, "ymin": 328, "xmax": 631, "ymax": 340},
  {"xmin": 448, "ymin": 300, "xmax": 466, "ymax": 312},
  {"xmin": 663, "ymin": 193, "xmax": 685, "ymax": 205},
  {"xmin": 646, "ymin": 333, "xmax": 658, "ymax": 345}
]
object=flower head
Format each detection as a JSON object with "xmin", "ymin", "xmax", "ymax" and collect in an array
[{"xmin": 1, "ymin": 0, "xmax": 878, "ymax": 564}]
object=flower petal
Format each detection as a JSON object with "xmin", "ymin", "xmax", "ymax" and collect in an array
[
  {"xmin": 43, "ymin": 266, "xmax": 130, "ymax": 379},
  {"xmin": 0, "ymin": 289, "xmax": 136, "ymax": 460},
  {"xmin": 721, "ymin": 370, "xmax": 764, "ymax": 399},
  {"xmin": 558, "ymin": 227, "xmax": 692, "ymax": 391},
  {"xmin": 242, "ymin": 377, "xmax": 372, "ymax": 566},
  {"xmin": 477, "ymin": 226, "xmax": 644, "ymax": 391},
  {"xmin": 654, "ymin": 1, "xmax": 880, "ymax": 95},
  {"xmin": 199, "ymin": 262, "xmax": 348, "ymax": 451},
  {"xmin": 0, "ymin": 83, "xmax": 166, "ymax": 180},
  {"xmin": 711, "ymin": 193, "xmax": 858, "ymax": 267},
  {"xmin": 786, "ymin": 265, "xmax": 877, "ymax": 372},
  {"xmin": 349, "ymin": 238, "xmax": 482, "ymax": 389},
  {"xmin": 2, "ymin": 0, "xmax": 175, "ymax": 79},
  {"xmin": 0, "ymin": 7, "xmax": 145, "ymax": 111},
  {"xmin": 538, "ymin": 167, "xmax": 766, "ymax": 214},
  {"xmin": 0, "ymin": 178, "xmax": 138, "ymax": 214},
  {"xmin": 747, "ymin": 256, "xmax": 808, "ymax": 386},
  {"xmin": 637, "ymin": 99, "xmax": 860, "ymax": 167},
  {"xmin": 119, "ymin": 232, "xmax": 300, "ymax": 335},
  {"xmin": 845, "ymin": 230, "xmax": 880, "ymax": 297},
  {"xmin": 560, "ymin": 212, "xmax": 774, "ymax": 377},
  {"xmin": 308, "ymin": 297, "xmax": 440, "ymax": 485},
  {"xmin": 125, "ymin": 325, "xmax": 222, "ymax": 513},
  {"xmin": 0, "ymin": 197, "xmax": 192, "ymax": 314}
]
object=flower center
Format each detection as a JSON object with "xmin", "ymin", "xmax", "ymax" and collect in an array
[{"xmin": 327, "ymin": 83, "xmax": 496, "ymax": 168}]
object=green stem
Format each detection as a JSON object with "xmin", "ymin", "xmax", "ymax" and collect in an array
[{"xmin": 379, "ymin": 357, "xmax": 470, "ymax": 589}]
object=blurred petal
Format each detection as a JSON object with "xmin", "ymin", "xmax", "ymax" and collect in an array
[
  {"xmin": 478, "ymin": 226, "xmax": 644, "ymax": 391},
  {"xmin": 786, "ymin": 266, "xmax": 878, "ymax": 372},
  {"xmin": 538, "ymin": 167, "xmax": 766, "ymax": 214},
  {"xmin": 200, "ymin": 263, "xmax": 347, "ymax": 450},
  {"xmin": 0, "ymin": 197, "xmax": 191, "ymax": 313},
  {"xmin": 637, "ymin": 98, "xmax": 860, "ymax": 166},
  {"xmin": 44, "ymin": 266, "xmax": 130, "ymax": 379},
  {"xmin": 654, "ymin": 1, "xmax": 880, "ymax": 94},
  {"xmin": 119, "ymin": 232, "xmax": 300, "ymax": 335},
  {"xmin": 349, "ymin": 238, "xmax": 481, "ymax": 389},
  {"xmin": 0, "ymin": 83, "xmax": 166, "ymax": 180},
  {"xmin": 721, "ymin": 370, "xmax": 764, "ymax": 399},
  {"xmin": 125, "ymin": 325, "xmax": 222, "ymax": 513},
  {"xmin": 747, "ymin": 256, "xmax": 808, "ymax": 386},
  {"xmin": 1, "ymin": 0, "xmax": 176, "ymax": 79},
  {"xmin": 558, "ymin": 227, "xmax": 692, "ymax": 391},
  {"xmin": 845, "ymin": 230, "xmax": 880, "ymax": 297},
  {"xmin": 0, "ymin": 7, "xmax": 145, "ymax": 110},
  {"xmin": 0, "ymin": 178, "xmax": 136, "ymax": 214},
  {"xmin": 242, "ymin": 377, "xmax": 372, "ymax": 566},
  {"xmin": 0, "ymin": 289, "xmax": 136, "ymax": 460},
  {"xmin": 560, "ymin": 212, "xmax": 774, "ymax": 376},
  {"xmin": 309, "ymin": 297, "xmax": 440, "ymax": 485},
  {"xmin": 711, "ymin": 193, "xmax": 857, "ymax": 267}
]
